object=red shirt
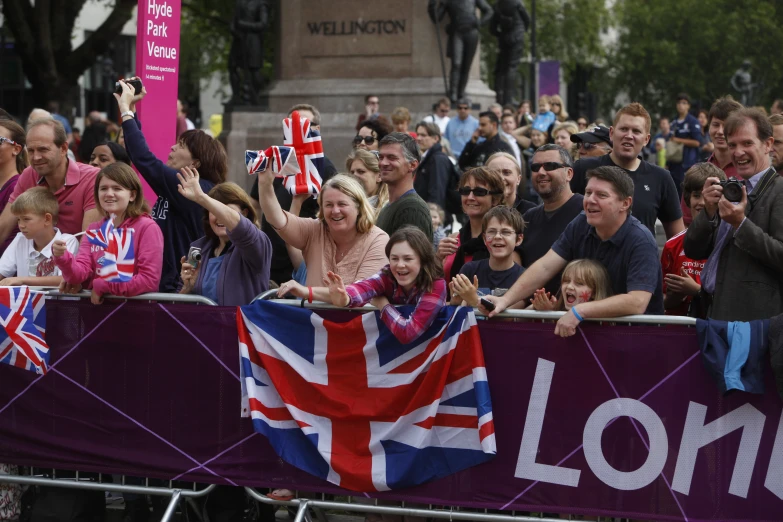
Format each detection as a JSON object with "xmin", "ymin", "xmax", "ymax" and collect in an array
[
  {"xmin": 10, "ymin": 160, "xmax": 98, "ymax": 234},
  {"xmin": 660, "ymin": 230, "xmax": 705, "ymax": 316}
]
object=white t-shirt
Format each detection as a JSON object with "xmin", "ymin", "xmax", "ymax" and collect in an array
[
  {"xmin": 423, "ymin": 114, "xmax": 451, "ymax": 135},
  {"xmin": 0, "ymin": 229, "xmax": 80, "ymax": 278}
]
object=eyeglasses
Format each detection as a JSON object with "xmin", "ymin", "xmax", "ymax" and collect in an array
[
  {"xmin": 0, "ymin": 137, "xmax": 18, "ymax": 147},
  {"xmin": 353, "ymin": 135, "xmax": 376, "ymax": 146},
  {"xmin": 457, "ymin": 186, "xmax": 502, "ymax": 197},
  {"xmin": 530, "ymin": 162, "xmax": 567, "ymax": 172},
  {"xmin": 484, "ymin": 229, "xmax": 517, "ymax": 240},
  {"xmin": 437, "ymin": 108, "xmax": 450, "ymax": 115}
]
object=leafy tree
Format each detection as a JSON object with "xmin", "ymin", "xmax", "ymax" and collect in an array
[
  {"xmin": 603, "ymin": 0, "xmax": 783, "ymax": 118},
  {"xmin": 0, "ymin": 0, "xmax": 137, "ymax": 111}
]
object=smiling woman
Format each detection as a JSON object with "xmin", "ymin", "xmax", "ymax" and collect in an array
[{"xmin": 257, "ymin": 171, "xmax": 389, "ymax": 287}]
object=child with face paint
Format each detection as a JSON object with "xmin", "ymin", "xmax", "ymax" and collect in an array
[{"xmin": 530, "ymin": 258, "xmax": 613, "ymax": 313}]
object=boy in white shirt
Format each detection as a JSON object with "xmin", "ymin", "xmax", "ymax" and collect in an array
[{"xmin": 0, "ymin": 187, "xmax": 80, "ymax": 286}]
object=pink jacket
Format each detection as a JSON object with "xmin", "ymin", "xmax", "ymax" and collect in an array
[{"xmin": 54, "ymin": 214, "xmax": 163, "ymax": 297}]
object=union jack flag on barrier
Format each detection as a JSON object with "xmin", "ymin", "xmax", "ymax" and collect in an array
[
  {"xmin": 237, "ymin": 301, "xmax": 495, "ymax": 492},
  {"xmin": 88, "ymin": 218, "xmax": 135, "ymax": 283},
  {"xmin": 0, "ymin": 286, "xmax": 49, "ymax": 375}
]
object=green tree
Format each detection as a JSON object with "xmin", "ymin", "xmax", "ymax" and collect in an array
[
  {"xmin": 480, "ymin": 0, "xmax": 611, "ymax": 93},
  {"xmin": 0, "ymin": 0, "xmax": 137, "ymax": 111},
  {"xmin": 603, "ymin": 0, "xmax": 783, "ymax": 117}
]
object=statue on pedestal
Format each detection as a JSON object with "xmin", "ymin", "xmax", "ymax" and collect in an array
[
  {"xmin": 490, "ymin": 0, "xmax": 529, "ymax": 106},
  {"xmin": 730, "ymin": 60, "xmax": 756, "ymax": 107},
  {"xmin": 428, "ymin": 0, "xmax": 493, "ymax": 103},
  {"xmin": 228, "ymin": 0, "xmax": 271, "ymax": 106}
]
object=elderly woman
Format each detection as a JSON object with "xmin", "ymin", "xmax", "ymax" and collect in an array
[
  {"xmin": 257, "ymin": 170, "xmax": 389, "ymax": 287},
  {"xmin": 486, "ymin": 152, "xmax": 536, "ymax": 215},
  {"xmin": 551, "ymin": 121, "xmax": 579, "ymax": 160},
  {"xmin": 346, "ymin": 148, "xmax": 388, "ymax": 213},
  {"xmin": 436, "ymin": 167, "xmax": 506, "ymax": 281}
]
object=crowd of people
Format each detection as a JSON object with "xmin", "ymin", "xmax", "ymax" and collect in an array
[{"xmin": 1, "ymin": 82, "xmax": 783, "ymax": 520}]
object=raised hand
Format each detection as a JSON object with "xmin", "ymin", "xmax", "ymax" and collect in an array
[
  {"xmin": 324, "ymin": 271, "xmax": 350, "ymax": 307},
  {"xmin": 176, "ymin": 166, "xmax": 206, "ymax": 203}
]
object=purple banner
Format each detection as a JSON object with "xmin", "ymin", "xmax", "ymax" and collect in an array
[
  {"xmin": 538, "ymin": 60, "xmax": 560, "ymax": 97},
  {"xmin": 0, "ymin": 300, "xmax": 782, "ymax": 521}
]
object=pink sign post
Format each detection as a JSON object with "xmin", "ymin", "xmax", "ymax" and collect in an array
[{"xmin": 134, "ymin": 0, "xmax": 182, "ymax": 201}]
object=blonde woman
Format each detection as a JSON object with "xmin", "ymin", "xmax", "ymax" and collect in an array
[
  {"xmin": 551, "ymin": 121, "xmax": 579, "ymax": 159},
  {"xmin": 549, "ymin": 94, "xmax": 570, "ymax": 122},
  {"xmin": 346, "ymin": 149, "xmax": 389, "ymax": 214}
]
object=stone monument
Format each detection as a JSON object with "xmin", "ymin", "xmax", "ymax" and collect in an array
[{"xmin": 222, "ymin": 0, "xmax": 495, "ymax": 189}]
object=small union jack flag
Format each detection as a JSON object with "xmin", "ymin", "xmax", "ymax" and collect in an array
[
  {"xmin": 0, "ymin": 287, "xmax": 49, "ymax": 375},
  {"xmin": 283, "ymin": 111, "xmax": 324, "ymax": 196},
  {"xmin": 245, "ymin": 146, "xmax": 299, "ymax": 177},
  {"xmin": 88, "ymin": 217, "xmax": 136, "ymax": 283}
]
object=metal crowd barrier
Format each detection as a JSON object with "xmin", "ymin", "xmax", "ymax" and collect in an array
[{"xmin": 0, "ymin": 289, "xmax": 692, "ymax": 521}]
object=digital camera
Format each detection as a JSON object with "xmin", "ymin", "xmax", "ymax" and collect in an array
[
  {"xmin": 719, "ymin": 178, "xmax": 744, "ymax": 203},
  {"xmin": 186, "ymin": 247, "xmax": 202, "ymax": 268},
  {"xmin": 114, "ymin": 79, "xmax": 143, "ymax": 95}
]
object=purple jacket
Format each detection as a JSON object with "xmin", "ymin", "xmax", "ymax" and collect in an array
[{"xmin": 189, "ymin": 215, "xmax": 272, "ymax": 306}]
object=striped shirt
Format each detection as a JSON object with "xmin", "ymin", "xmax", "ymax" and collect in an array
[{"xmin": 345, "ymin": 265, "xmax": 447, "ymax": 344}]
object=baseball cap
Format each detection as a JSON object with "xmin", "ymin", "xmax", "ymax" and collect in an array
[{"xmin": 570, "ymin": 125, "xmax": 612, "ymax": 147}]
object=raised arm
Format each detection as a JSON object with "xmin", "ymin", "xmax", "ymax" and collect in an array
[
  {"xmin": 178, "ymin": 166, "xmax": 241, "ymax": 231},
  {"xmin": 256, "ymin": 163, "xmax": 289, "ymax": 230}
]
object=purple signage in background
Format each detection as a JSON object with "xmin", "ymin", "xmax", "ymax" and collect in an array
[
  {"xmin": 538, "ymin": 60, "xmax": 560, "ymax": 96},
  {"xmin": 134, "ymin": 0, "xmax": 182, "ymax": 202}
]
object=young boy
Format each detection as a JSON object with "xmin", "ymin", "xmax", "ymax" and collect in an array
[
  {"xmin": 531, "ymin": 95, "xmax": 556, "ymax": 133},
  {"xmin": 450, "ymin": 206, "xmax": 525, "ymax": 306},
  {"xmin": 0, "ymin": 187, "xmax": 80, "ymax": 286},
  {"xmin": 661, "ymin": 163, "xmax": 726, "ymax": 316}
]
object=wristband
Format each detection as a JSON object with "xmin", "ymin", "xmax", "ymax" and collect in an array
[
  {"xmin": 308, "ymin": 286, "xmax": 313, "ymax": 304},
  {"xmin": 120, "ymin": 110, "xmax": 135, "ymax": 120},
  {"xmin": 571, "ymin": 306, "xmax": 584, "ymax": 322}
]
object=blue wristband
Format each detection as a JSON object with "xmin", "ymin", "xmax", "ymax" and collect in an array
[{"xmin": 571, "ymin": 306, "xmax": 584, "ymax": 322}]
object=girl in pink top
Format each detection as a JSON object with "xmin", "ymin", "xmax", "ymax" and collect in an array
[{"xmin": 53, "ymin": 163, "xmax": 163, "ymax": 304}]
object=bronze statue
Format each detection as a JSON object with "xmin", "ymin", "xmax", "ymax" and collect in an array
[
  {"xmin": 428, "ymin": 0, "xmax": 492, "ymax": 103},
  {"xmin": 730, "ymin": 60, "xmax": 756, "ymax": 107},
  {"xmin": 228, "ymin": 0, "xmax": 271, "ymax": 106},
  {"xmin": 490, "ymin": 0, "xmax": 529, "ymax": 106}
]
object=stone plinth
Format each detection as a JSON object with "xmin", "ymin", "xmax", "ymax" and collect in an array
[{"xmin": 223, "ymin": 0, "xmax": 495, "ymax": 187}]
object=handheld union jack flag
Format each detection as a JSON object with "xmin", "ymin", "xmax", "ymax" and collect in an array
[
  {"xmin": 96, "ymin": 227, "xmax": 135, "ymax": 283},
  {"xmin": 283, "ymin": 111, "xmax": 324, "ymax": 196},
  {"xmin": 0, "ymin": 287, "xmax": 49, "ymax": 375},
  {"xmin": 245, "ymin": 147, "xmax": 299, "ymax": 177},
  {"xmin": 85, "ymin": 217, "xmax": 115, "ymax": 249},
  {"xmin": 238, "ymin": 301, "xmax": 495, "ymax": 492}
]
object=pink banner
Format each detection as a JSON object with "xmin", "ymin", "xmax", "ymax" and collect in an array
[{"xmin": 135, "ymin": 0, "xmax": 182, "ymax": 202}]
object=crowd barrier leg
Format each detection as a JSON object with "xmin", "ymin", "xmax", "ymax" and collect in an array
[{"xmin": 159, "ymin": 489, "xmax": 182, "ymax": 522}]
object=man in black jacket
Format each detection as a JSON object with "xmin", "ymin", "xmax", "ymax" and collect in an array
[
  {"xmin": 459, "ymin": 111, "xmax": 515, "ymax": 170},
  {"xmin": 414, "ymin": 121, "xmax": 454, "ymax": 212}
]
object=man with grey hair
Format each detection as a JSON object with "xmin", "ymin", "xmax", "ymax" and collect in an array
[
  {"xmin": 375, "ymin": 132, "xmax": 433, "ymax": 239},
  {"xmin": 520, "ymin": 144, "xmax": 584, "ymax": 294}
]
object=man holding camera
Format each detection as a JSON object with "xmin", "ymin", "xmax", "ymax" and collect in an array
[{"xmin": 684, "ymin": 108, "xmax": 783, "ymax": 321}]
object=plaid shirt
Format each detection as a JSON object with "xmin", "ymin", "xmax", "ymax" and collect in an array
[{"xmin": 345, "ymin": 265, "xmax": 447, "ymax": 344}]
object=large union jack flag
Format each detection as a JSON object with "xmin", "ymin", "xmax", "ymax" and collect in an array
[
  {"xmin": 87, "ymin": 218, "xmax": 135, "ymax": 283},
  {"xmin": 0, "ymin": 287, "xmax": 49, "ymax": 375},
  {"xmin": 237, "ymin": 301, "xmax": 495, "ymax": 492},
  {"xmin": 282, "ymin": 110, "xmax": 324, "ymax": 196}
]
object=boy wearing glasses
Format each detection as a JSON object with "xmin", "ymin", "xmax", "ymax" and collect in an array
[{"xmin": 449, "ymin": 205, "xmax": 524, "ymax": 305}]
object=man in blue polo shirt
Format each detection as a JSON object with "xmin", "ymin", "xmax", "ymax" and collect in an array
[
  {"xmin": 444, "ymin": 98, "xmax": 479, "ymax": 158},
  {"xmin": 480, "ymin": 165, "xmax": 663, "ymax": 336},
  {"xmin": 669, "ymin": 93, "xmax": 703, "ymax": 199}
]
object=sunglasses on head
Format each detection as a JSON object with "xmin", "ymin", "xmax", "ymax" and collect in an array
[
  {"xmin": 457, "ymin": 186, "xmax": 502, "ymax": 197},
  {"xmin": 353, "ymin": 135, "xmax": 376, "ymax": 145},
  {"xmin": 0, "ymin": 137, "xmax": 18, "ymax": 147},
  {"xmin": 531, "ymin": 162, "xmax": 567, "ymax": 172}
]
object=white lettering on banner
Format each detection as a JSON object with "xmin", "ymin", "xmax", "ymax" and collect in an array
[
  {"xmin": 147, "ymin": 40, "xmax": 177, "ymax": 60},
  {"xmin": 764, "ymin": 412, "xmax": 783, "ymax": 500},
  {"xmin": 514, "ymin": 358, "xmax": 581, "ymax": 486},
  {"xmin": 147, "ymin": 0, "xmax": 173, "ymax": 19},
  {"xmin": 583, "ymin": 399, "xmax": 668, "ymax": 490},
  {"xmin": 147, "ymin": 20, "xmax": 169, "ymax": 37},
  {"xmin": 672, "ymin": 402, "xmax": 765, "ymax": 498}
]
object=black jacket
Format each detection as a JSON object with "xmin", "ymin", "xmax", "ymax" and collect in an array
[
  {"xmin": 458, "ymin": 132, "xmax": 515, "ymax": 171},
  {"xmin": 414, "ymin": 143, "xmax": 453, "ymax": 210}
]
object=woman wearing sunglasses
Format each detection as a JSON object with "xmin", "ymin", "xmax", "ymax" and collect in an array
[
  {"xmin": 436, "ymin": 167, "xmax": 506, "ymax": 281},
  {"xmin": 0, "ymin": 120, "xmax": 26, "ymax": 254},
  {"xmin": 353, "ymin": 118, "xmax": 392, "ymax": 152}
]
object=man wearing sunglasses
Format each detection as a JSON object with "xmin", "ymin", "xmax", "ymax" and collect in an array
[
  {"xmin": 458, "ymin": 111, "xmax": 514, "ymax": 171},
  {"xmin": 444, "ymin": 99, "xmax": 478, "ymax": 158},
  {"xmin": 520, "ymin": 144, "xmax": 584, "ymax": 295},
  {"xmin": 570, "ymin": 103, "xmax": 684, "ymax": 240}
]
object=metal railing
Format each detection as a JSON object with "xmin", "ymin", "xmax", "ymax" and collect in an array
[{"xmin": 46, "ymin": 290, "xmax": 218, "ymax": 306}]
